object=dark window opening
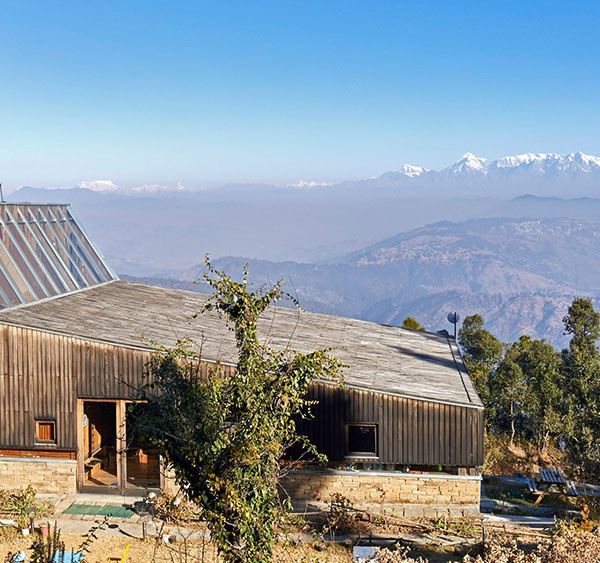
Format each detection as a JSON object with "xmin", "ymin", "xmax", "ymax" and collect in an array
[
  {"xmin": 347, "ymin": 424, "xmax": 377, "ymax": 456},
  {"xmin": 36, "ymin": 420, "xmax": 56, "ymax": 444}
]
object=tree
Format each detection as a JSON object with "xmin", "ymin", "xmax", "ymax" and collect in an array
[
  {"xmin": 561, "ymin": 297, "xmax": 600, "ymax": 474},
  {"xmin": 490, "ymin": 336, "xmax": 562, "ymax": 450},
  {"xmin": 490, "ymin": 349, "xmax": 526, "ymax": 444},
  {"xmin": 519, "ymin": 337, "xmax": 562, "ymax": 451},
  {"xmin": 132, "ymin": 261, "xmax": 343, "ymax": 562},
  {"xmin": 401, "ymin": 316, "xmax": 425, "ymax": 331},
  {"xmin": 458, "ymin": 314, "xmax": 503, "ymax": 405}
]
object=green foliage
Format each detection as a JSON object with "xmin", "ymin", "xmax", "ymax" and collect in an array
[
  {"xmin": 30, "ymin": 523, "xmax": 65, "ymax": 563},
  {"xmin": 561, "ymin": 297, "xmax": 600, "ymax": 475},
  {"xmin": 489, "ymin": 336, "xmax": 563, "ymax": 450},
  {"xmin": 0, "ymin": 485, "xmax": 53, "ymax": 528},
  {"xmin": 465, "ymin": 297, "xmax": 600, "ymax": 477},
  {"xmin": 491, "ymin": 336, "xmax": 562, "ymax": 449},
  {"xmin": 458, "ymin": 314, "xmax": 503, "ymax": 404},
  {"xmin": 520, "ymin": 337, "xmax": 562, "ymax": 450},
  {"xmin": 489, "ymin": 345, "xmax": 526, "ymax": 443},
  {"xmin": 133, "ymin": 259, "xmax": 343, "ymax": 563},
  {"xmin": 401, "ymin": 317, "xmax": 425, "ymax": 331}
]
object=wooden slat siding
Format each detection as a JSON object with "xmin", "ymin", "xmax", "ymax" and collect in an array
[
  {"xmin": 297, "ymin": 382, "xmax": 483, "ymax": 467},
  {"xmin": 0, "ymin": 324, "xmax": 148, "ymax": 451},
  {"xmin": 0, "ymin": 325, "xmax": 484, "ymax": 467}
]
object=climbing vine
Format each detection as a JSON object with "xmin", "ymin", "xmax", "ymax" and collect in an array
[{"xmin": 133, "ymin": 259, "xmax": 343, "ymax": 562}]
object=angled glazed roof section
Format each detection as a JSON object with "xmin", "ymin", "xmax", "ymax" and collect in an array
[
  {"xmin": 0, "ymin": 280, "xmax": 483, "ymax": 408},
  {"xmin": 0, "ymin": 203, "xmax": 117, "ymax": 307}
]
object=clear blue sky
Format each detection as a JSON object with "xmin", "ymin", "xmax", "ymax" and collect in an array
[{"xmin": 1, "ymin": 1, "xmax": 599, "ymax": 190}]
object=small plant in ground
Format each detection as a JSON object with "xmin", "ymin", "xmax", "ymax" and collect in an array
[
  {"xmin": 570, "ymin": 494, "xmax": 600, "ymax": 531},
  {"xmin": 432, "ymin": 514, "xmax": 479, "ymax": 537},
  {"xmin": 433, "ymin": 514, "xmax": 449, "ymax": 532},
  {"xmin": 30, "ymin": 523, "xmax": 66, "ymax": 563},
  {"xmin": 76, "ymin": 515, "xmax": 111, "ymax": 554},
  {"xmin": 322, "ymin": 494, "xmax": 358, "ymax": 540},
  {"xmin": 452, "ymin": 515, "xmax": 479, "ymax": 537},
  {"xmin": 0, "ymin": 485, "xmax": 55, "ymax": 530}
]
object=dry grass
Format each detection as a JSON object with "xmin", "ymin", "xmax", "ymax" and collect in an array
[
  {"xmin": 0, "ymin": 530, "xmax": 352, "ymax": 563},
  {"xmin": 482, "ymin": 434, "xmax": 573, "ymax": 479}
]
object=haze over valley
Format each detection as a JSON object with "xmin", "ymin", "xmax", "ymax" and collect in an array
[{"xmin": 10, "ymin": 151, "xmax": 600, "ymax": 346}]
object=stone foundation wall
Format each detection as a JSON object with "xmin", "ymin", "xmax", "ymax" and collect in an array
[
  {"xmin": 0, "ymin": 457, "xmax": 76, "ymax": 494},
  {"xmin": 280, "ymin": 469, "xmax": 481, "ymax": 518}
]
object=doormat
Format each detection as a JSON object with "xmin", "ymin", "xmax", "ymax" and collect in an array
[{"xmin": 62, "ymin": 504, "xmax": 136, "ymax": 519}]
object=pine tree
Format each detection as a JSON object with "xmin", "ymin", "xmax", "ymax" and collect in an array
[
  {"xmin": 458, "ymin": 314, "xmax": 503, "ymax": 405},
  {"xmin": 562, "ymin": 297, "xmax": 600, "ymax": 475}
]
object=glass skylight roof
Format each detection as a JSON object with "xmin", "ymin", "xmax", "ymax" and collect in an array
[{"xmin": 0, "ymin": 203, "xmax": 117, "ymax": 308}]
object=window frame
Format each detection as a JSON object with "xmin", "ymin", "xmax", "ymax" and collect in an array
[
  {"xmin": 35, "ymin": 420, "xmax": 57, "ymax": 445},
  {"xmin": 345, "ymin": 423, "xmax": 378, "ymax": 458}
]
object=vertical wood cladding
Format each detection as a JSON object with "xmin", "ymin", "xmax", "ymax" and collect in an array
[
  {"xmin": 0, "ymin": 324, "xmax": 152, "ymax": 451},
  {"xmin": 0, "ymin": 325, "xmax": 483, "ymax": 466},
  {"xmin": 296, "ymin": 382, "xmax": 484, "ymax": 467}
]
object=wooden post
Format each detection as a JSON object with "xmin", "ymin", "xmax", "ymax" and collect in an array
[
  {"xmin": 116, "ymin": 400, "xmax": 127, "ymax": 493},
  {"xmin": 76, "ymin": 400, "xmax": 84, "ymax": 491}
]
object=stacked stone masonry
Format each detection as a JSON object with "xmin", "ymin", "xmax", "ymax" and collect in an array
[
  {"xmin": 281, "ymin": 469, "xmax": 481, "ymax": 519},
  {"xmin": 0, "ymin": 458, "xmax": 76, "ymax": 494}
]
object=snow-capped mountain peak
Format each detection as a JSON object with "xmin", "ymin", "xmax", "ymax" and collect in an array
[
  {"xmin": 399, "ymin": 164, "xmax": 427, "ymax": 177},
  {"xmin": 286, "ymin": 179, "xmax": 334, "ymax": 188},
  {"xmin": 445, "ymin": 152, "xmax": 488, "ymax": 176},
  {"xmin": 568, "ymin": 151, "xmax": 600, "ymax": 169},
  {"xmin": 367, "ymin": 150, "xmax": 600, "ymax": 194},
  {"xmin": 78, "ymin": 180, "xmax": 120, "ymax": 192},
  {"xmin": 493, "ymin": 153, "xmax": 555, "ymax": 168},
  {"xmin": 487, "ymin": 152, "xmax": 600, "ymax": 176}
]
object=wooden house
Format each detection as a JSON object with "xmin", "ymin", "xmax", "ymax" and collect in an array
[{"xmin": 0, "ymin": 204, "xmax": 483, "ymax": 515}]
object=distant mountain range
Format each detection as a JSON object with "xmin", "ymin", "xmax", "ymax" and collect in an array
[
  {"xmin": 387, "ymin": 151, "xmax": 600, "ymax": 181},
  {"xmin": 7, "ymin": 185, "xmax": 497, "ymax": 267},
  {"xmin": 342, "ymin": 152, "xmax": 600, "ymax": 195},
  {"xmin": 10, "ymin": 151, "xmax": 600, "ymax": 197},
  {"xmin": 9, "ymin": 179, "xmax": 600, "ymax": 346}
]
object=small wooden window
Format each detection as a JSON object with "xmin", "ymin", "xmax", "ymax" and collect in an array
[
  {"xmin": 346, "ymin": 424, "xmax": 377, "ymax": 457},
  {"xmin": 36, "ymin": 420, "xmax": 56, "ymax": 444}
]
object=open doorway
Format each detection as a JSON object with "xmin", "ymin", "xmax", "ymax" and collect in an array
[
  {"xmin": 78, "ymin": 399, "xmax": 162, "ymax": 493},
  {"xmin": 83, "ymin": 401, "xmax": 118, "ymax": 489},
  {"xmin": 125, "ymin": 403, "xmax": 161, "ymax": 489}
]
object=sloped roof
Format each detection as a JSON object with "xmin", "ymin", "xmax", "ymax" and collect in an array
[
  {"xmin": 0, "ymin": 280, "xmax": 482, "ymax": 408},
  {"xmin": 0, "ymin": 203, "xmax": 117, "ymax": 307}
]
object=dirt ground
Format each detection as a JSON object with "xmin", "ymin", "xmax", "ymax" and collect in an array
[{"xmin": 0, "ymin": 531, "xmax": 353, "ymax": 563}]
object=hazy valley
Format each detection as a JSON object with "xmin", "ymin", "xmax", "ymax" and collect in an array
[{"xmin": 10, "ymin": 152, "xmax": 600, "ymax": 347}]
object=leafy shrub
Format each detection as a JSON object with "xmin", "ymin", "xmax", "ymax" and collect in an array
[{"xmin": 0, "ymin": 486, "xmax": 54, "ymax": 522}]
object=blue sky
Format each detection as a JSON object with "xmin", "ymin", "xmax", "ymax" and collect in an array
[{"xmin": 1, "ymin": 1, "xmax": 599, "ymax": 190}]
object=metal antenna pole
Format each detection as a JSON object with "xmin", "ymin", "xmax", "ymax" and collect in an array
[
  {"xmin": 447, "ymin": 311, "xmax": 460, "ymax": 340},
  {"xmin": 0, "ymin": 183, "xmax": 4, "ymax": 203}
]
